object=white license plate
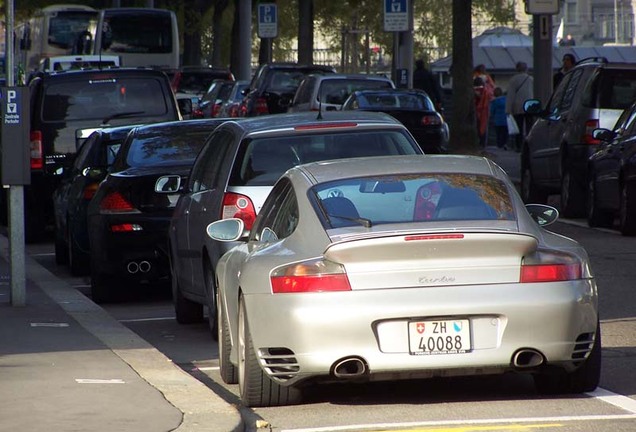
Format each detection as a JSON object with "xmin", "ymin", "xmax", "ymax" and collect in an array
[{"xmin": 408, "ymin": 319, "xmax": 471, "ymax": 355}]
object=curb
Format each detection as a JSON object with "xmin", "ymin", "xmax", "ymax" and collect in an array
[{"xmin": 0, "ymin": 235, "xmax": 244, "ymax": 432}]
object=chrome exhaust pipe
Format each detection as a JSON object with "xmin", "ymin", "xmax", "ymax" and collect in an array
[
  {"xmin": 333, "ymin": 357, "xmax": 367, "ymax": 378},
  {"xmin": 127, "ymin": 261, "xmax": 139, "ymax": 274},
  {"xmin": 139, "ymin": 261, "xmax": 151, "ymax": 273},
  {"xmin": 512, "ymin": 349, "xmax": 544, "ymax": 368}
]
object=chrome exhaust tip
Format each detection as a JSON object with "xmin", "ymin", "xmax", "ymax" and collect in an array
[
  {"xmin": 139, "ymin": 261, "xmax": 151, "ymax": 273},
  {"xmin": 127, "ymin": 261, "xmax": 139, "ymax": 274},
  {"xmin": 333, "ymin": 357, "xmax": 367, "ymax": 378},
  {"xmin": 512, "ymin": 349, "xmax": 544, "ymax": 368}
]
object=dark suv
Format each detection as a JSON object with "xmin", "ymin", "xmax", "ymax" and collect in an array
[
  {"xmin": 522, "ymin": 57, "xmax": 636, "ymax": 217},
  {"xmin": 15, "ymin": 67, "xmax": 180, "ymax": 241},
  {"xmin": 238, "ymin": 63, "xmax": 336, "ymax": 117}
]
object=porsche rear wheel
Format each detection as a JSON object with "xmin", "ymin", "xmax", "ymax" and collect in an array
[
  {"xmin": 238, "ymin": 296, "xmax": 301, "ymax": 407},
  {"xmin": 218, "ymin": 295, "xmax": 237, "ymax": 384},
  {"xmin": 534, "ymin": 324, "xmax": 601, "ymax": 395}
]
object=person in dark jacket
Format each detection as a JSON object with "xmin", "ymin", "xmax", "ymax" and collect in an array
[
  {"xmin": 553, "ymin": 53, "xmax": 576, "ymax": 89},
  {"xmin": 413, "ymin": 59, "xmax": 443, "ymax": 111}
]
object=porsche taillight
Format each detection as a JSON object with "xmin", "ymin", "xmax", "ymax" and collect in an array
[
  {"xmin": 30, "ymin": 131, "xmax": 43, "ymax": 170},
  {"xmin": 520, "ymin": 249, "xmax": 583, "ymax": 283},
  {"xmin": 222, "ymin": 192, "xmax": 257, "ymax": 230},
  {"xmin": 271, "ymin": 258, "xmax": 351, "ymax": 293}
]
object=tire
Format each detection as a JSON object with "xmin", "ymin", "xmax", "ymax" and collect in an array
[
  {"xmin": 54, "ymin": 228, "xmax": 69, "ymax": 265},
  {"xmin": 587, "ymin": 175, "xmax": 613, "ymax": 228},
  {"xmin": 204, "ymin": 263, "xmax": 219, "ymax": 340},
  {"xmin": 91, "ymin": 270, "xmax": 114, "ymax": 304},
  {"xmin": 172, "ymin": 266, "xmax": 204, "ymax": 324},
  {"xmin": 218, "ymin": 294, "xmax": 238, "ymax": 384},
  {"xmin": 560, "ymin": 164, "xmax": 586, "ymax": 218},
  {"xmin": 238, "ymin": 296, "xmax": 302, "ymax": 407},
  {"xmin": 521, "ymin": 158, "xmax": 548, "ymax": 204},
  {"xmin": 68, "ymin": 231, "xmax": 90, "ymax": 276},
  {"xmin": 534, "ymin": 324, "xmax": 601, "ymax": 395},
  {"xmin": 619, "ymin": 182, "xmax": 636, "ymax": 236}
]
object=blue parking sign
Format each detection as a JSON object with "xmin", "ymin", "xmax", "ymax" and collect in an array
[
  {"xmin": 258, "ymin": 4, "xmax": 278, "ymax": 38},
  {"xmin": 384, "ymin": 0, "xmax": 408, "ymax": 32}
]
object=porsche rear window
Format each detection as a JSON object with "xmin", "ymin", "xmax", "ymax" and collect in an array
[{"xmin": 312, "ymin": 174, "xmax": 515, "ymax": 228}]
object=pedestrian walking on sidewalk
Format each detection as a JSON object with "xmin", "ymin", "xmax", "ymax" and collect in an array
[{"xmin": 506, "ymin": 61, "xmax": 533, "ymax": 152}]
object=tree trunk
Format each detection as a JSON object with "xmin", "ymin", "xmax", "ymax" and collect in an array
[
  {"xmin": 229, "ymin": 0, "xmax": 242, "ymax": 77},
  {"xmin": 211, "ymin": 0, "xmax": 230, "ymax": 67},
  {"xmin": 449, "ymin": 0, "xmax": 478, "ymax": 154},
  {"xmin": 298, "ymin": 0, "xmax": 314, "ymax": 64}
]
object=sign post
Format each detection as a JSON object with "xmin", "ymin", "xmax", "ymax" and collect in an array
[
  {"xmin": 3, "ymin": 0, "xmax": 28, "ymax": 307},
  {"xmin": 525, "ymin": 0, "xmax": 560, "ymax": 104},
  {"xmin": 384, "ymin": 0, "xmax": 410, "ymax": 88}
]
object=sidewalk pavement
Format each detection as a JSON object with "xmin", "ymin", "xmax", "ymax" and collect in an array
[{"xmin": 0, "ymin": 234, "xmax": 244, "ymax": 432}]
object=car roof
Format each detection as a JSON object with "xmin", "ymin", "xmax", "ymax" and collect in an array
[
  {"xmin": 36, "ymin": 67, "xmax": 169, "ymax": 80},
  {"xmin": 129, "ymin": 118, "xmax": 229, "ymax": 134},
  {"xmin": 309, "ymin": 73, "xmax": 393, "ymax": 81},
  {"xmin": 259, "ymin": 63, "xmax": 336, "ymax": 72},
  {"xmin": 295, "ymin": 154, "xmax": 504, "ymax": 184},
  {"xmin": 219, "ymin": 111, "xmax": 404, "ymax": 134}
]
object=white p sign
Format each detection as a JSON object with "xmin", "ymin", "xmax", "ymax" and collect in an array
[{"xmin": 7, "ymin": 90, "xmax": 17, "ymax": 114}]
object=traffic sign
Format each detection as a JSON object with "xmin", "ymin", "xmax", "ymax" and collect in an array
[
  {"xmin": 258, "ymin": 3, "xmax": 278, "ymax": 39},
  {"xmin": 384, "ymin": 0, "xmax": 408, "ymax": 32},
  {"xmin": 525, "ymin": 0, "xmax": 559, "ymax": 15}
]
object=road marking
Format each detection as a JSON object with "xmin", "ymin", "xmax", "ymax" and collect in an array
[
  {"xmin": 282, "ymin": 416, "xmax": 636, "ymax": 432},
  {"xmin": 193, "ymin": 366, "xmax": 220, "ymax": 372},
  {"xmin": 75, "ymin": 379, "xmax": 125, "ymax": 384},
  {"xmin": 363, "ymin": 425, "xmax": 562, "ymax": 432},
  {"xmin": 281, "ymin": 406, "xmax": 636, "ymax": 432},
  {"xmin": 30, "ymin": 322, "xmax": 69, "ymax": 327},
  {"xmin": 589, "ymin": 388, "xmax": 636, "ymax": 413},
  {"xmin": 118, "ymin": 316, "xmax": 175, "ymax": 323}
]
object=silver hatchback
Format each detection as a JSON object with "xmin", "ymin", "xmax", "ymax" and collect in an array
[{"xmin": 167, "ymin": 111, "xmax": 423, "ymax": 332}]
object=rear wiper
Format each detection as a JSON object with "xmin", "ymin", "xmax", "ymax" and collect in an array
[
  {"xmin": 101, "ymin": 111, "xmax": 145, "ymax": 125},
  {"xmin": 327, "ymin": 213, "xmax": 373, "ymax": 228}
]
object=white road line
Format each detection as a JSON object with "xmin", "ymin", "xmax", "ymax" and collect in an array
[
  {"xmin": 281, "ymin": 414, "xmax": 636, "ymax": 432},
  {"xmin": 194, "ymin": 366, "xmax": 220, "ymax": 372},
  {"xmin": 29, "ymin": 253, "xmax": 55, "ymax": 257},
  {"xmin": 76, "ymin": 379, "xmax": 125, "ymax": 384},
  {"xmin": 30, "ymin": 322, "xmax": 69, "ymax": 327},
  {"xmin": 589, "ymin": 387, "xmax": 636, "ymax": 413},
  {"xmin": 118, "ymin": 316, "xmax": 175, "ymax": 323},
  {"xmin": 281, "ymin": 388, "xmax": 636, "ymax": 432}
]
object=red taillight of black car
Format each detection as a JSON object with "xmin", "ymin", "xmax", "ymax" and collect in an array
[{"xmin": 99, "ymin": 191, "xmax": 137, "ymax": 213}]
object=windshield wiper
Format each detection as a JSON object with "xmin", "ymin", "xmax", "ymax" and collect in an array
[
  {"xmin": 101, "ymin": 111, "xmax": 146, "ymax": 125},
  {"xmin": 327, "ymin": 213, "xmax": 373, "ymax": 228}
]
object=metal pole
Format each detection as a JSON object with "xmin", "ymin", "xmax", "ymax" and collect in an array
[
  {"xmin": 5, "ymin": 0, "xmax": 26, "ymax": 307},
  {"xmin": 533, "ymin": 14, "xmax": 553, "ymax": 104},
  {"xmin": 238, "ymin": 0, "xmax": 252, "ymax": 80}
]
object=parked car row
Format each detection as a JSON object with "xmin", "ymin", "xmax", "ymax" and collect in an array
[
  {"xmin": 39, "ymin": 62, "xmax": 600, "ymax": 409},
  {"xmin": 522, "ymin": 56, "xmax": 636, "ymax": 234}
]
